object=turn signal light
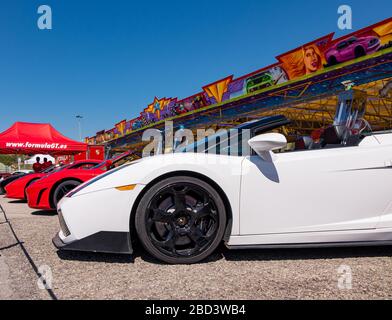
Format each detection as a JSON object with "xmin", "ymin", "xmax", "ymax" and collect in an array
[{"xmin": 115, "ymin": 184, "xmax": 137, "ymax": 191}]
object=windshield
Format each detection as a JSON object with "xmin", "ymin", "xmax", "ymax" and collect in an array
[
  {"xmin": 145, "ymin": 116, "xmax": 289, "ymax": 157},
  {"xmin": 91, "ymin": 161, "xmax": 104, "ymax": 169},
  {"xmin": 164, "ymin": 117, "xmax": 288, "ymax": 156},
  {"xmin": 176, "ymin": 129, "xmax": 250, "ymax": 156},
  {"xmin": 180, "ymin": 133, "xmax": 219, "ymax": 153},
  {"xmin": 91, "ymin": 153, "xmax": 135, "ymax": 170},
  {"xmin": 42, "ymin": 165, "xmax": 57, "ymax": 173},
  {"xmin": 38, "ymin": 164, "xmax": 65, "ymax": 174}
]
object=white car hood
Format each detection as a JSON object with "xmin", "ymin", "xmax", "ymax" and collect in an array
[{"xmin": 72, "ymin": 153, "xmax": 243, "ymax": 197}]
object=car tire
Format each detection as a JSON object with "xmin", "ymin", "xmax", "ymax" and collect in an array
[
  {"xmin": 135, "ymin": 176, "xmax": 227, "ymax": 264},
  {"xmin": 328, "ymin": 56, "xmax": 338, "ymax": 66},
  {"xmin": 52, "ymin": 180, "xmax": 81, "ymax": 209},
  {"xmin": 355, "ymin": 46, "xmax": 366, "ymax": 58}
]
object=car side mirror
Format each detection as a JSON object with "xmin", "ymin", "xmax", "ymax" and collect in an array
[{"xmin": 248, "ymin": 133, "xmax": 287, "ymax": 161}]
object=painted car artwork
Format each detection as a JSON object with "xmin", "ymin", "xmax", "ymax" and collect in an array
[
  {"xmin": 246, "ymin": 73, "xmax": 274, "ymax": 93},
  {"xmin": 245, "ymin": 67, "xmax": 289, "ymax": 94},
  {"xmin": 325, "ymin": 36, "xmax": 381, "ymax": 65}
]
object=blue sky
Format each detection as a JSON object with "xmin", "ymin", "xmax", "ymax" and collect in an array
[{"xmin": 0, "ymin": 0, "xmax": 391, "ymax": 140}]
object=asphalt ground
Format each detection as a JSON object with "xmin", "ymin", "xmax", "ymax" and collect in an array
[{"xmin": 0, "ymin": 195, "xmax": 392, "ymax": 300}]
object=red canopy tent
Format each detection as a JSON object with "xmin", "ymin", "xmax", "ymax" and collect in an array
[{"xmin": 0, "ymin": 122, "xmax": 88, "ymax": 155}]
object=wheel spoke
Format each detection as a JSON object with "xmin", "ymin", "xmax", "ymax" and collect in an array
[
  {"xmin": 188, "ymin": 227, "xmax": 209, "ymax": 248},
  {"xmin": 172, "ymin": 188, "xmax": 187, "ymax": 211},
  {"xmin": 151, "ymin": 208, "xmax": 172, "ymax": 223},
  {"xmin": 151, "ymin": 230, "xmax": 177, "ymax": 252},
  {"xmin": 194, "ymin": 201, "xmax": 215, "ymax": 220}
]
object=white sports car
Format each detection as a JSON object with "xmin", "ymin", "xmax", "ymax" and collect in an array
[{"xmin": 53, "ymin": 114, "xmax": 392, "ymax": 264}]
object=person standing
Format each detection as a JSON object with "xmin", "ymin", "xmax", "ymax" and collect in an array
[
  {"xmin": 41, "ymin": 157, "xmax": 53, "ymax": 170},
  {"xmin": 33, "ymin": 157, "xmax": 42, "ymax": 173}
]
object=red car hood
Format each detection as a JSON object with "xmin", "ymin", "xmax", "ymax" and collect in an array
[{"xmin": 7, "ymin": 173, "xmax": 46, "ymax": 189}]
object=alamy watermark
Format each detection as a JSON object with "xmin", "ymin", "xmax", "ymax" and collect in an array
[
  {"xmin": 37, "ymin": 5, "xmax": 52, "ymax": 30},
  {"xmin": 337, "ymin": 264, "xmax": 353, "ymax": 290},
  {"xmin": 142, "ymin": 121, "xmax": 251, "ymax": 157},
  {"xmin": 35, "ymin": 4, "xmax": 352, "ymax": 32},
  {"xmin": 338, "ymin": 5, "xmax": 353, "ymax": 30},
  {"xmin": 140, "ymin": 121, "xmax": 252, "ymax": 175},
  {"xmin": 37, "ymin": 264, "xmax": 53, "ymax": 290}
]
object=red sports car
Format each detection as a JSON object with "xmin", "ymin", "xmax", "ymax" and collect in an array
[
  {"xmin": 5, "ymin": 160, "xmax": 101, "ymax": 201},
  {"xmin": 26, "ymin": 151, "xmax": 136, "ymax": 210}
]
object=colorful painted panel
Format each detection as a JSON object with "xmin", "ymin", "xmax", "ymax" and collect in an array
[{"xmin": 87, "ymin": 18, "xmax": 392, "ymax": 144}]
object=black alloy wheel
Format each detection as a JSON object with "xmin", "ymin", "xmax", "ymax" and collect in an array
[
  {"xmin": 53, "ymin": 180, "xmax": 81, "ymax": 208},
  {"xmin": 135, "ymin": 176, "xmax": 227, "ymax": 264}
]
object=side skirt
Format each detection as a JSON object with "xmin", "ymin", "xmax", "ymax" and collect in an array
[
  {"xmin": 226, "ymin": 241, "xmax": 392, "ymax": 250},
  {"xmin": 227, "ymin": 228, "xmax": 392, "ymax": 249}
]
